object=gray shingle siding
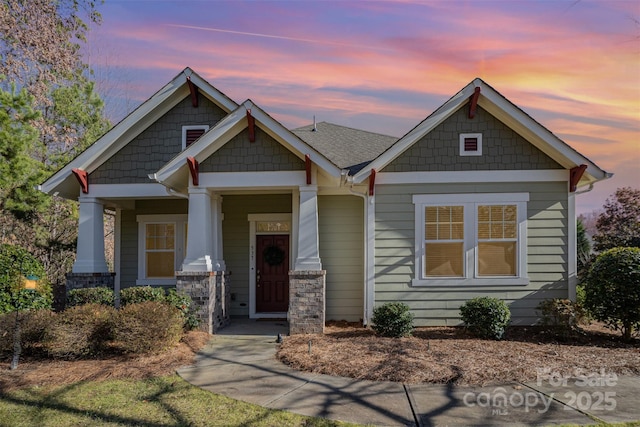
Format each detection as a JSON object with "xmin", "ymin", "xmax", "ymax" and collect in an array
[
  {"xmin": 91, "ymin": 95, "xmax": 227, "ymax": 183},
  {"xmin": 382, "ymin": 105, "xmax": 562, "ymax": 172},
  {"xmin": 199, "ymin": 127, "xmax": 305, "ymax": 172}
]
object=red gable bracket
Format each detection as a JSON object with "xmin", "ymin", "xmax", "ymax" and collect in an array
[
  {"xmin": 468, "ymin": 87, "xmax": 481, "ymax": 119},
  {"xmin": 71, "ymin": 168, "xmax": 89, "ymax": 194},
  {"xmin": 186, "ymin": 76, "xmax": 199, "ymax": 108},
  {"xmin": 569, "ymin": 164, "xmax": 587, "ymax": 192},
  {"xmin": 187, "ymin": 157, "xmax": 199, "ymax": 186},
  {"xmin": 369, "ymin": 169, "xmax": 376, "ymax": 196},
  {"xmin": 305, "ymin": 154, "xmax": 312, "ymax": 185},
  {"xmin": 246, "ymin": 109, "xmax": 256, "ymax": 142}
]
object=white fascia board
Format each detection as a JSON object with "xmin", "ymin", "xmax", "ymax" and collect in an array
[
  {"xmin": 41, "ymin": 76, "xmax": 190, "ymax": 196},
  {"xmin": 185, "ymin": 68, "xmax": 238, "ymax": 112},
  {"xmin": 352, "ymin": 84, "xmax": 476, "ymax": 184},
  {"xmin": 475, "ymin": 82, "xmax": 609, "ymax": 183},
  {"xmin": 377, "ymin": 169, "xmax": 569, "ymax": 185},
  {"xmin": 199, "ymin": 171, "xmax": 306, "ymax": 189},
  {"xmin": 154, "ymin": 105, "xmax": 248, "ymax": 186},
  {"xmin": 246, "ymin": 101, "xmax": 343, "ymax": 179},
  {"xmin": 87, "ymin": 183, "xmax": 172, "ymax": 199}
]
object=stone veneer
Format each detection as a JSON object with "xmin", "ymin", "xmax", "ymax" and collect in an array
[
  {"xmin": 176, "ymin": 271, "xmax": 230, "ymax": 334},
  {"xmin": 288, "ymin": 270, "xmax": 326, "ymax": 334},
  {"xmin": 66, "ymin": 272, "xmax": 115, "ymax": 292}
]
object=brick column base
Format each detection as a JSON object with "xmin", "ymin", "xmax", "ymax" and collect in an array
[
  {"xmin": 66, "ymin": 272, "xmax": 115, "ymax": 293},
  {"xmin": 177, "ymin": 271, "xmax": 230, "ymax": 334},
  {"xmin": 288, "ymin": 270, "xmax": 326, "ymax": 334}
]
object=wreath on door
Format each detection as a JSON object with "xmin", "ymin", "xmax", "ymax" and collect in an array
[{"xmin": 263, "ymin": 245, "xmax": 286, "ymax": 266}]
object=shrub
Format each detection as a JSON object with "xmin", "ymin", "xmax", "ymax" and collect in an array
[
  {"xmin": 164, "ymin": 289, "xmax": 199, "ymax": 330},
  {"xmin": 537, "ymin": 299, "xmax": 587, "ymax": 339},
  {"xmin": 371, "ymin": 302, "xmax": 414, "ymax": 338},
  {"xmin": 0, "ymin": 309, "xmax": 55, "ymax": 357},
  {"xmin": 460, "ymin": 297, "xmax": 511, "ymax": 340},
  {"xmin": 585, "ymin": 247, "xmax": 640, "ymax": 341},
  {"xmin": 67, "ymin": 287, "xmax": 115, "ymax": 307},
  {"xmin": 120, "ymin": 286, "xmax": 165, "ymax": 306},
  {"xmin": 44, "ymin": 304, "xmax": 115, "ymax": 359},
  {"xmin": 0, "ymin": 244, "xmax": 51, "ymax": 314},
  {"xmin": 111, "ymin": 301, "xmax": 183, "ymax": 354}
]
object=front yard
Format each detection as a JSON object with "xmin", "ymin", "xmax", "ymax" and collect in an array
[{"xmin": 277, "ymin": 322, "xmax": 640, "ymax": 386}]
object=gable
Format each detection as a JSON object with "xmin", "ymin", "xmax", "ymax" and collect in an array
[
  {"xmin": 199, "ymin": 126, "xmax": 305, "ymax": 173},
  {"xmin": 381, "ymin": 104, "xmax": 562, "ymax": 173},
  {"xmin": 91, "ymin": 95, "xmax": 227, "ymax": 184}
]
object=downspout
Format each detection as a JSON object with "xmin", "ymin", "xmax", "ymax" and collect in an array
[
  {"xmin": 347, "ymin": 176, "xmax": 373, "ymax": 326},
  {"xmin": 147, "ymin": 173, "xmax": 189, "ymax": 199}
]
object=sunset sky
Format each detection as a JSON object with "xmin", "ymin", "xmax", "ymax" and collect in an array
[{"xmin": 85, "ymin": 0, "xmax": 639, "ymax": 215}]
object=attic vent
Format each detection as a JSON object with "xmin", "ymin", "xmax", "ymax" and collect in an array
[
  {"xmin": 459, "ymin": 133, "xmax": 482, "ymax": 156},
  {"xmin": 182, "ymin": 125, "xmax": 209, "ymax": 150}
]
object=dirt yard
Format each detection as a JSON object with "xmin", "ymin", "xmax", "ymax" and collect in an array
[{"xmin": 277, "ymin": 323, "xmax": 640, "ymax": 386}]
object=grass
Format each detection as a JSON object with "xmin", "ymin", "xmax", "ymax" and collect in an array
[{"xmin": 0, "ymin": 374, "xmax": 359, "ymax": 427}]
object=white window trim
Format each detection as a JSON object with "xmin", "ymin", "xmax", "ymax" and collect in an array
[
  {"xmin": 136, "ymin": 214, "xmax": 188, "ymax": 286},
  {"xmin": 412, "ymin": 193, "xmax": 529, "ymax": 287},
  {"xmin": 182, "ymin": 125, "xmax": 209, "ymax": 150},
  {"xmin": 460, "ymin": 133, "xmax": 482, "ymax": 156}
]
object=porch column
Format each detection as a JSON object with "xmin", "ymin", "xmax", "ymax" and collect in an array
[
  {"xmin": 72, "ymin": 196, "xmax": 109, "ymax": 273},
  {"xmin": 294, "ymin": 185, "xmax": 322, "ymax": 270},
  {"xmin": 211, "ymin": 194, "xmax": 225, "ymax": 271},
  {"xmin": 182, "ymin": 187, "xmax": 214, "ymax": 271}
]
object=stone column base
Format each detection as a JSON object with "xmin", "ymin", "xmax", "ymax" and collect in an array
[
  {"xmin": 289, "ymin": 270, "xmax": 326, "ymax": 334},
  {"xmin": 177, "ymin": 271, "xmax": 230, "ymax": 334}
]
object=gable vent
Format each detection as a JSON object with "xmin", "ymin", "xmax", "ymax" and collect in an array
[
  {"xmin": 459, "ymin": 133, "xmax": 482, "ymax": 156},
  {"xmin": 182, "ymin": 125, "xmax": 209, "ymax": 150},
  {"xmin": 464, "ymin": 137, "xmax": 478, "ymax": 152},
  {"xmin": 186, "ymin": 129, "xmax": 206, "ymax": 146}
]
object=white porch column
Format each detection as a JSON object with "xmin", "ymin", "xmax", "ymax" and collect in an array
[
  {"xmin": 294, "ymin": 185, "xmax": 322, "ymax": 270},
  {"xmin": 211, "ymin": 194, "xmax": 225, "ymax": 271},
  {"xmin": 568, "ymin": 192, "xmax": 577, "ymax": 301},
  {"xmin": 182, "ymin": 187, "xmax": 214, "ymax": 272},
  {"xmin": 72, "ymin": 197, "xmax": 109, "ymax": 273}
]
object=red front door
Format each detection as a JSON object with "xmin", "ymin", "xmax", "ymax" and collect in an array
[{"xmin": 256, "ymin": 235, "xmax": 289, "ymax": 313}]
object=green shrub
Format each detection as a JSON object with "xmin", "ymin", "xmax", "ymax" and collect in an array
[
  {"xmin": 0, "ymin": 309, "xmax": 55, "ymax": 356},
  {"xmin": 537, "ymin": 299, "xmax": 587, "ymax": 339},
  {"xmin": 371, "ymin": 302, "xmax": 414, "ymax": 338},
  {"xmin": 460, "ymin": 297, "xmax": 511, "ymax": 340},
  {"xmin": 111, "ymin": 301, "xmax": 183, "ymax": 354},
  {"xmin": 585, "ymin": 247, "xmax": 640, "ymax": 341},
  {"xmin": 0, "ymin": 244, "xmax": 51, "ymax": 314},
  {"xmin": 164, "ymin": 289, "xmax": 199, "ymax": 330},
  {"xmin": 120, "ymin": 286, "xmax": 165, "ymax": 306},
  {"xmin": 44, "ymin": 304, "xmax": 115, "ymax": 359},
  {"xmin": 67, "ymin": 287, "xmax": 115, "ymax": 307}
]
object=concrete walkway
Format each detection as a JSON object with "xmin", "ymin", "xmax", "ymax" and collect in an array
[{"xmin": 177, "ymin": 320, "xmax": 640, "ymax": 426}]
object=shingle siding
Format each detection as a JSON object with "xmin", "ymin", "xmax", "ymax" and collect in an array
[
  {"xmin": 383, "ymin": 105, "xmax": 562, "ymax": 172},
  {"xmin": 91, "ymin": 95, "xmax": 227, "ymax": 183},
  {"xmin": 199, "ymin": 127, "xmax": 305, "ymax": 172}
]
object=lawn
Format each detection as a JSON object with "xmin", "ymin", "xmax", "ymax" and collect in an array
[{"xmin": 0, "ymin": 374, "xmax": 357, "ymax": 427}]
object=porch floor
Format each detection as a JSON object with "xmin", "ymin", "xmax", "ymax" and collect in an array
[{"xmin": 217, "ymin": 316, "xmax": 289, "ymax": 338}]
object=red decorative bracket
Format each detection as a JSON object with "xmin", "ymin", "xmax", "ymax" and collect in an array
[
  {"xmin": 468, "ymin": 87, "xmax": 481, "ymax": 119},
  {"xmin": 187, "ymin": 156, "xmax": 199, "ymax": 186},
  {"xmin": 71, "ymin": 168, "xmax": 89, "ymax": 194},
  {"xmin": 186, "ymin": 76, "xmax": 199, "ymax": 108},
  {"xmin": 369, "ymin": 169, "xmax": 376, "ymax": 196},
  {"xmin": 305, "ymin": 154, "xmax": 312, "ymax": 185},
  {"xmin": 246, "ymin": 109, "xmax": 256, "ymax": 142},
  {"xmin": 569, "ymin": 164, "xmax": 587, "ymax": 192}
]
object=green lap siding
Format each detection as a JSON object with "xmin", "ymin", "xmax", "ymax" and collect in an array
[
  {"xmin": 374, "ymin": 181, "xmax": 568, "ymax": 326},
  {"xmin": 318, "ymin": 195, "xmax": 364, "ymax": 322}
]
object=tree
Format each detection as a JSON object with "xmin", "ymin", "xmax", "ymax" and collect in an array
[
  {"xmin": 0, "ymin": 80, "xmax": 47, "ymax": 217},
  {"xmin": 593, "ymin": 187, "xmax": 640, "ymax": 252},
  {"xmin": 585, "ymin": 247, "xmax": 640, "ymax": 341}
]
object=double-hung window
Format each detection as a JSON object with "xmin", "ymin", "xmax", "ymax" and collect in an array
[
  {"xmin": 137, "ymin": 215, "xmax": 188, "ymax": 285},
  {"xmin": 413, "ymin": 193, "xmax": 529, "ymax": 286}
]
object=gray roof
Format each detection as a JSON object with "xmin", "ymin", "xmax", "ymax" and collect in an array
[{"xmin": 292, "ymin": 122, "xmax": 398, "ymax": 174}]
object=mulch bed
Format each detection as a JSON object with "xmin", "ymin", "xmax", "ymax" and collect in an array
[
  {"xmin": 277, "ymin": 322, "xmax": 640, "ymax": 386},
  {"xmin": 0, "ymin": 330, "xmax": 211, "ymax": 392}
]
